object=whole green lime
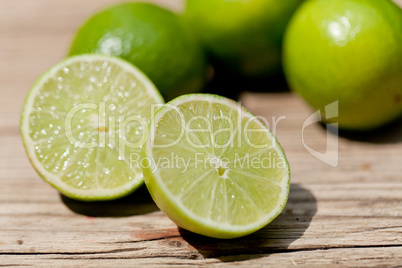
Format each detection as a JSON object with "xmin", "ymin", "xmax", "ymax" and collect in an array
[
  {"xmin": 284, "ymin": 0, "xmax": 402, "ymax": 130},
  {"xmin": 69, "ymin": 3, "xmax": 207, "ymax": 100},
  {"xmin": 185, "ymin": 0, "xmax": 303, "ymax": 77}
]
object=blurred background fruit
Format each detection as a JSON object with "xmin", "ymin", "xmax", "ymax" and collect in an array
[
  {"xmin": 185, "ymin": 0, "xmax": 303, "ymax": 78},
  {"xmin": 284, "ymin": 0, "xmax": 402, "ymax": 130},
  {"xmin": 69, "ymin": 2, "xmax": 207, "ymax": 100}
]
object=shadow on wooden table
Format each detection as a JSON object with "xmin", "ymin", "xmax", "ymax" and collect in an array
[
  {"xmin": 179, "ymin": 184, "xmax": 317, "ymax": 262},
  {"xmin": 326, "ymin": 118, "xmax": 402, "ymax": 144},
  {"xmin": 202, "ymin": 69, "xmax": 290, "ymax": 101},
  {"xmin": 60, "ymin": 184, "xmax": 159, "ymax": 217}
]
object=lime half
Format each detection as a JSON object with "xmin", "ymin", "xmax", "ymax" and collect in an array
[
  {"xmin": 142, "ymin": 94, "xmax": 290, "ymax": 238},
  {"xmin": 21, "ymin": 55, "xmax": 164, "ymax": 201}
]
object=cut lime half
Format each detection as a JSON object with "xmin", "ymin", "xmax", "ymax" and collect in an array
[
  {"xmin": 142, "ymin": 94, "xmax": 290, "ymax": 238},
  {"xmin": 21, "ymin": 55, "xmax": 164, "ymax": 201}
]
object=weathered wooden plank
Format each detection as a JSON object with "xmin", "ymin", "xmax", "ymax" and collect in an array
[
  {"xmin": 1, "ymin": 247, "xmax": 402, "ymax": 267},
  {"xmin": 1, "ymin": 183, "xmax": 401, "ymax": 255}
]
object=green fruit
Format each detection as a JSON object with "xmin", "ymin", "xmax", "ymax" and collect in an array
[
  {"xmin": 142, "ymin": 94, "xmax": 290, "ymax": 238},
  {"xmin": 21, "ymin": 55, "xmax": 164, "ymax": 201},
  {"xmin": 185, "ymin": 0, "xmax": 303, "ymax": 77},
  {"xmin": 284, "ymin": 0, "xmax": 402, "ymax": 130},
  {"xmin": 69, "ymin": 3, "xmax": 207, "ymax": 100}
]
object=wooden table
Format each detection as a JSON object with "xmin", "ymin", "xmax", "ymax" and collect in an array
[{"xmin": 1, "ymin": 0, "xmax": 401, "ymax": 266}]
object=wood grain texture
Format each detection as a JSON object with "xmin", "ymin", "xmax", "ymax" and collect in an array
[{"xmin": 1, "ymin": 0, "xmax": 402, "ymax": 266}]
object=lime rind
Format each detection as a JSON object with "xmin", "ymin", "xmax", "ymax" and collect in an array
[{"xmin": 142, "ymin": 94, "xmax": 290, "ymax": 238}]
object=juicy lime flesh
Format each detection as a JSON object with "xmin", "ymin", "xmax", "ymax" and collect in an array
[
  {"xmin": 22, "ymin": 55, "xmax": 164, "ymax": 200},
  {"xmin": 144, "ymin": 95, "xmax": 290, "ymax": 237}
]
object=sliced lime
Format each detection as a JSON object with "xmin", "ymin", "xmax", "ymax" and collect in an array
[
  {"xmin": 142, "ymin": 94, "xmax": 290, "ymax": 238},
  {"xmin": 21, "ymin": 55, "xmax": 164, "ymax": 201}
]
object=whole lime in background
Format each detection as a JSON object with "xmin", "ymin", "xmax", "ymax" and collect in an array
[
  {"xmin": 185, "ymin": 0, "xmax": 303, "ymax": 78},
  {"xmin": 69, "ymin": 3, "xmax": 207, "ymax": 100},
  {"xmin": 284, "ymin": 0, "xmax": 402, "ymax": 130}
]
